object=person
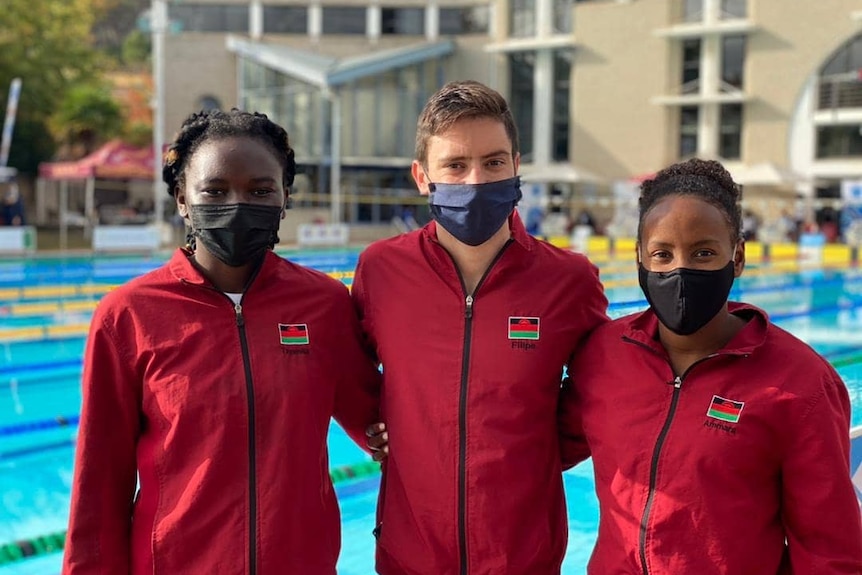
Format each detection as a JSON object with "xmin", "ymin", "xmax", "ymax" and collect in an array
[
  {"xmin": 1, "ymin": 180, "xmax": 24, "ymax": 225},
  {"xmin": 741, "ymin": 208, "xmax": 760, "ymax": 241},
  {"xmin": 559, "ymin": 158, "xmax": 862, "ymax": 574},
  {"xmin": 62, "ymin": 109, "xmax": 380, "ymax": 574},
  {"xmin": 354, "ymin": 80, "xmax": 608, "ymax": 574}
]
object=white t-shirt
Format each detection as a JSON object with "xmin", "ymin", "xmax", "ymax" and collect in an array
[{"xmin": 225, "ymin": 292, "xmax": 242, "ymax": 305}]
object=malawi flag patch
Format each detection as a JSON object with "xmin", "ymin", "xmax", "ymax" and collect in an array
[
  {"xmin": 706, "ymin": 395, "xmax": 744, "ymax": 423},
  {"xmin": 508, "ymin": 317, "xmax": 540, "ymax": 340},
  {"xmin": 279, "ymin": 323, "xmax": 309, "ymax": 345}
]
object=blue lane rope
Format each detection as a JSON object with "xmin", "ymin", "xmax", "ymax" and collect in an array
[
  {"xmin": 0, "ymin": 415, "xmax": 78, "ymax": 438},
  {"xmin": 0, "ymin": 439, "xmax": 76, "ymax": 461}
]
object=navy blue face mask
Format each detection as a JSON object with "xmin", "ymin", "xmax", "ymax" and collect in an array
[{"xmin": 428, "ymin": 176, "xmax": 522, "ymax": 246}]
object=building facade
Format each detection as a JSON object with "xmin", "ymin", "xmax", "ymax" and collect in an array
[{"xmin": 158, "ymin": 0, "xmax": 862, "ymax": 229}]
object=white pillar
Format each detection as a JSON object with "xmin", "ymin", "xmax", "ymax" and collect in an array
[
  {"xmin": 704, "ymin": 0, "xmax": 721, "ymax": 25},
  {"xmin": 368, "ymin": 4, "xmax": 380, "ymax": 43},
  {"xmin": 151, "ymin": 0, "xmax": 167, "ymax": 232},
  {"xmin": 329, "ymin": 90, "xmax": 342, "ymax": 223},
  {"xmin": 250, "ymin": 0, "xmax": 263, "ymax": 40},
  {"xmin": 35, "ymin": 177, "xmax": 46, "ymax": 224},
  {"xmin": 59, "ymin": 180, "xmax": 69, "ymax": 251},
  {"xmin": 698, "ymin": 30, "xmax": 721, "ymax": 157},
  {"xmin": 425, "ymin": 1, "xmax": 439, "ymax": 40},
  {"xmin": 309, "ymin": 4, "xmax": 322, "ymax": 42},
  {"xmin": 537, "ymin": 0, "xmax": 553, "ymax": 38},
  {"xmin": 533, "ymin": 49, "xmax": 554, "ymax": 166},
  {"xmin": 84, "ymin": 176, "xmax": 96, "ymax": 239}
]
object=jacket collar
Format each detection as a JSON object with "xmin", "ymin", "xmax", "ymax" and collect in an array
[
  {"xmin": 623, "ymin": 301, "xmax": 769, "ymax": 356},
  {"xmin": 167, "ymin": 247, "xmax": 279, "ymax": 291}
]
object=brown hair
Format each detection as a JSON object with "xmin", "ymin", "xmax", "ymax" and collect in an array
[{"xmin": 414, "ymin": 80, "xmax": 519, "ymax": 165}]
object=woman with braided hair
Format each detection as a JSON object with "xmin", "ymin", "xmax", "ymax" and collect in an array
[
  {"xmin": 560, "ymin": 158, "xmax": 862, "ymax": 574},
  {"xmin": 63, "ymin": 109, "xmax": 380, "ymax": 574}
]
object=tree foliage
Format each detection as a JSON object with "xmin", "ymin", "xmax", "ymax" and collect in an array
[
  {"xmin": 0, "ymin": 0, "xmax": 112, "ymax": 172},
  {"xmin": 51, "ymin": 83, "xmax": 125, "ymax": 155},
  {"xmin": 122, "ymin": 29, "xmax": 152, "ymax": 67}
]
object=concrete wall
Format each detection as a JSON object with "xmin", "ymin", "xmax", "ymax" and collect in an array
[{"xmin": 572, "ymin": 0, "xmax": 673, "ymax": 179}]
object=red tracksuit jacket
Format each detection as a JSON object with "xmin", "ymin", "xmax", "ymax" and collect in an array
[
  {"xmin": 560, "ymin": 303, "xmax": 862, "ymax": 574},
  {"xmin": 63, "ymin": 249, "xmax": 380, "ymax": 574},
  {"xmin": 352, "ymin": 214, "xmax": 608, "ymax": 575}
]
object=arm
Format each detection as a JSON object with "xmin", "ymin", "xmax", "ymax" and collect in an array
[
  {"xmin": 577, "ymin": 259, "xmax": 610, "ymax": 345},
  {"xmin": 559, "ymin": 373, "xmax": 591, "ymax": 471},
  {"xmin": 782, "ymin": 371, "xmax": 862, "ymax": 573},
  {"xmin": 62, "ymin": 310, "xmax": 140, "ymax": 574},
  {"xmin": 331, "ymin": 262, "xmax": 381, "ymax": 451},
  {"xmin": 558, "ymin": 260, "xmax": 608, "ymax": 470}
]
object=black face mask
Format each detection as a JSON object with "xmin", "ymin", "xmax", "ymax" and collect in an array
[
  {"xmin": 638, "ymin": 258, "xmax": 736, "ymax": 336},
  {"xmin": 188, "ymin": 203, "xmax": 282, "ymax": 267}
]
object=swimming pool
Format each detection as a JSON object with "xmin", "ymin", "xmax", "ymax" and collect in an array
[{"xmin": 1, "ymin": 250, "xmax": 861, "ymax": 574}]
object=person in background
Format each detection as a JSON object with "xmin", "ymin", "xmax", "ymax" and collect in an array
[
  {"xmin": 560, "ymin": 158, "xmax": 862, "ymax": 574},
  {"xmin": 1, "ymin": 181, "xmax": 24, "ymax": 225},
  {"xmin": 356, "ymin": 80, "xmax": 608, "ymax": 575},
  {"xmin": 63, "ymin": 109, "xmax": 380, "ymax": 574},
  {"xmin": 741, "ymin": 208, "xmax": 760, "ymax": 241}
]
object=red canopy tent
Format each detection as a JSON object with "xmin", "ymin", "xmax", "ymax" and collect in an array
[
  {"xmin": 38, "ymin": 139, "xmax": 154, "ymax": 181},
  {"xmin": 35, "ymin": 140, "xmax": 157, "ymax": 246}
]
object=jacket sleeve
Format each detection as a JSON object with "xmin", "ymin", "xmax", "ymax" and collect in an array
[
  {"xmin": 781, "ymin": 370, "xmax": 862, "ymax": 573},
  {"xmin": 62, "ymin": 308, "xmax": 140, "ymax": 574},
  {"xmin": 349, "ymin": 252, "xmax": 379, "ymax": 364},
  {"xmin": 331, "ymin": 271, "xmax": 381, "ymax": 451},
  {"xmin": 558, "ymin": 260, "xmax": 608, "ymax": 470},
  {"xmin": 575, "ymin": 260, "xmax": 610, "ymax": 349},
  {"xmin": 558, "ymin": 376, "xmax": 590, "ymax": 470}
]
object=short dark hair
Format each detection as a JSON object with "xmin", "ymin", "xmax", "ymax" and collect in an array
[
  {"xmin": 414, "ymin": 80, "xmax": 519, "ymax": 165},
  {"xmin": 162, "ymin": 108, "xmax": 296, "ymax": 196},
  {"xmin": 638, "ymin": 158, "xmax": 742, "ymax": 242}
]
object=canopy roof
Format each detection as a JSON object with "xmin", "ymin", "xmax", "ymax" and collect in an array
[{"xmin": 38, "ymin": 140, "xmax": 154, "ymax": 181}]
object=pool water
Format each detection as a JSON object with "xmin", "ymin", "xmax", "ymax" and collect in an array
[{"xmin": 1, "ymin": 251, "xmax": 862, "ymax": 574}]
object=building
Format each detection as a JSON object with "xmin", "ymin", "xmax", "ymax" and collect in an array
[{"xmin": 158, "ymin": 0, "xmax": 862, "ymax": 234}]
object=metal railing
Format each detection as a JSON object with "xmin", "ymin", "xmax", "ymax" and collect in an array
[{"xmin": 818, "ymin": 74, "xmax": 862, "ymax": 111}]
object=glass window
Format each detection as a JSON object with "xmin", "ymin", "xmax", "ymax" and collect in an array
[
  {"xmin": 818, "ymin": 35, "xmax": 862, "ymax": 110},
  {"xmin": 263, "ymin": 6, "xmax": 308, "ymax": 34},
  {"xmin": 821, "ymin": 34, "xmax": 862, "ymax": 77},
  {"xmin": 816, "ymin": 125, "xmax": 862, "ymax": 158},
  {"xmin": 682, "ymin": 39, "xmax": 700, "ymax": 91},
  {"xmin": 679, "ymin": 106, "xmax": 699, "ymax": 158},
  {"xmin": 720, "ymin": 0, "xmax": 747, "ymax": 19},
  {"xmin": 553, "ymin": 50, "xmax": 572, "ymax": 161},
  {"xmin": 553, "ymin": 0, "xmax": 573, "ymax": 34},
  {"xmin": 721, "ymin": 35, "xmax": 745, "ymax": 89},
  {"xmin": 381, "ymin": 7, "xmax": 424, "ymax": 35},
  {"xmin": 322, "ymin": 6, "xmax": 366, "ymax": 35},
  {"xmin": 719, "ymin": 104, "xmax": 742, "ymax": 159},
  {"xmin": 169, "ymin": 3, "xmax": 249, "ymax": 33},
  {"xmin": 509, "ymin": 52, "xmax": 535, "ymax": 161},
  {"xmin": 682, "ymin": 0, "xmax": 703, "ymax": 23},
  {"xmin": 439, "ymin": 6, "xmax": 490, "ymax": 35},
  {"xmin": 510, "ymin": 0, "xmax": 536, "ymax": 37}
]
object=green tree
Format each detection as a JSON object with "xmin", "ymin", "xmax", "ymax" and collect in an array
[
  {"xmin": 93, "ymin": 0, "xmax": 151, "ymax": 62},
  {"xmin": 0, "ymin": 0, "xmax": 111, "ymax": 172},
  {"xmin": 51, "ymin": 83, "xmax": 124, "ymax": 155},
  {"xmin": 121, "ymin": 29, "xmax": 152, "ymax": 67}
]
